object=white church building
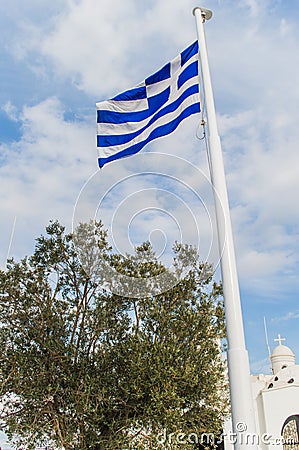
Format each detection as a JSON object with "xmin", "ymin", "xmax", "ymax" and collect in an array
[{"xmin": 224, "ymin": 335, "xmax": 299, "ymax": 450}]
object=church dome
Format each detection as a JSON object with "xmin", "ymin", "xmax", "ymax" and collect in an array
[
  {"xmin": 270, "ymin": 338, "xmax": 295, "ymax": 374},
  {"xmin": 271, "ymin": 344, "xmax": 295, "ymax": 358}
]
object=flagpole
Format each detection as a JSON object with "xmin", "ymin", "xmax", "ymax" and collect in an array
[{"xmin": 193, "ymin": 7, "xmax": 258, "ymax": 449}]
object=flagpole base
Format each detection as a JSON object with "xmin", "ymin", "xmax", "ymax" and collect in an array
[{"xmin": 192, "ymin": 7, "xmax": 213, "ymax": 20}]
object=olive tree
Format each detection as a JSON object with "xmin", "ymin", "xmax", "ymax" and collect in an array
[{"xmin": 0, "ymin": 221, "xmax": 228, "ymax": 449}]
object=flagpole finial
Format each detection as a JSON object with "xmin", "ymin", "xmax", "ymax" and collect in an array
[{"xmin": 192, "ymin": 7, "xmax": 213, "ymax": 21}]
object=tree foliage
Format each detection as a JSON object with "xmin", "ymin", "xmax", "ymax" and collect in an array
[{"xmin": 0, "ymin": 221, "xmax": 228, "ymax": 449}]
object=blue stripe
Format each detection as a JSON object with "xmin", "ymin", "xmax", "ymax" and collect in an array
[
  {"xmin": 112, "ymin": 85, "xmax": 146, "ymax": 101},
  {"xmin": 177, "ymin": 61, "xmax": 198, "ymax": 89},
  {"xmin": 180, "ymin": 41, "xmax": 198, "ymax": 67},
  {"xmin": 97, "ymin": 84, "xmax": 199, "ymax": 147},
  {"xmin": 145, "ymin": 62, "xmax": 171, "ymax": 85},
  {"xmin": 98, "ymin": 87, "xmax": 170, "ymax": 124},
  {"xmin": 98, "ymin": 103, "xmax": 200, "ymax": 168}
]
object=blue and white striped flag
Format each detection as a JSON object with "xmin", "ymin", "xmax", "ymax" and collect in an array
[{"xmin": 96, "ymin": 42, "xmax": 200, "ymax": 168}]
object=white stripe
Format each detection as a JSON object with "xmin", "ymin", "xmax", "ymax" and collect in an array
[
  {"xmin": 96, "ymin": 97, "xmax": 148, "ymax": 113},
  {"xmin": 98, "ymin": 91, "xmax": 199, "ymax": 159},
  {"xmin": 97, "ymin": 75, "xmax": 198, "ymax": 136},
  {"xmin": 172, "ymin": 54, "xmax": 181, "ymax": 74},
  {"xmin": 146, "ymin": 78, "xmax": 169, "ymax": 97}
]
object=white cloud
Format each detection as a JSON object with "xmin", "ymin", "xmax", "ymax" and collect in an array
[
  {"xmin": 0, "ymin": 97, "xmax": 95, "ymax": 265},
  {"xmin": 272, "ymin": 311, "xmax": 299, "ymax": 323},
  {"xmin": 32, "ymin": 0, "xmax": 198, "ymax": 97},
  {"xmin": 250, "ymin": 356, "xmax": 272, "ymax": 375},
  {"xmin": 2, "ymin": 101, "xmax": 19, "ymax": 122},
  {"xmin": 40, "ymin": 0, "xmax": 152, "ymax": 96},
  {"xmin": 0, "ymin": 431, "xmax": 11, "ymax": 450}
]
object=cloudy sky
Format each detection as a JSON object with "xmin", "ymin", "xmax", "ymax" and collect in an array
[{"xmin": 1, "ymin": 1, "xmax": 299, "ymax": 443}]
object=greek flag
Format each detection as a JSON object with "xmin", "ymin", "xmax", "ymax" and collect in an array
[{"xmin": 96, "ymin": 42, "xmax": 200, "ymax": 168}]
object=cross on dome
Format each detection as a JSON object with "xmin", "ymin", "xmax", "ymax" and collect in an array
[{"xmin": 274, "ymin": 334, "xmax": 286, "ymax": 346}]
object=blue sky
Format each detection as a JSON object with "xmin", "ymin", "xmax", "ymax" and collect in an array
[{"xmin": 1, "ymin": 1, "xmax": 299, "ymax": 444}]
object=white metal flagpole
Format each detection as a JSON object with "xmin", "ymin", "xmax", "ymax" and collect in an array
[{"xmin": 193, "ymin": 7, "xmax": 258, "ymax": 449}]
